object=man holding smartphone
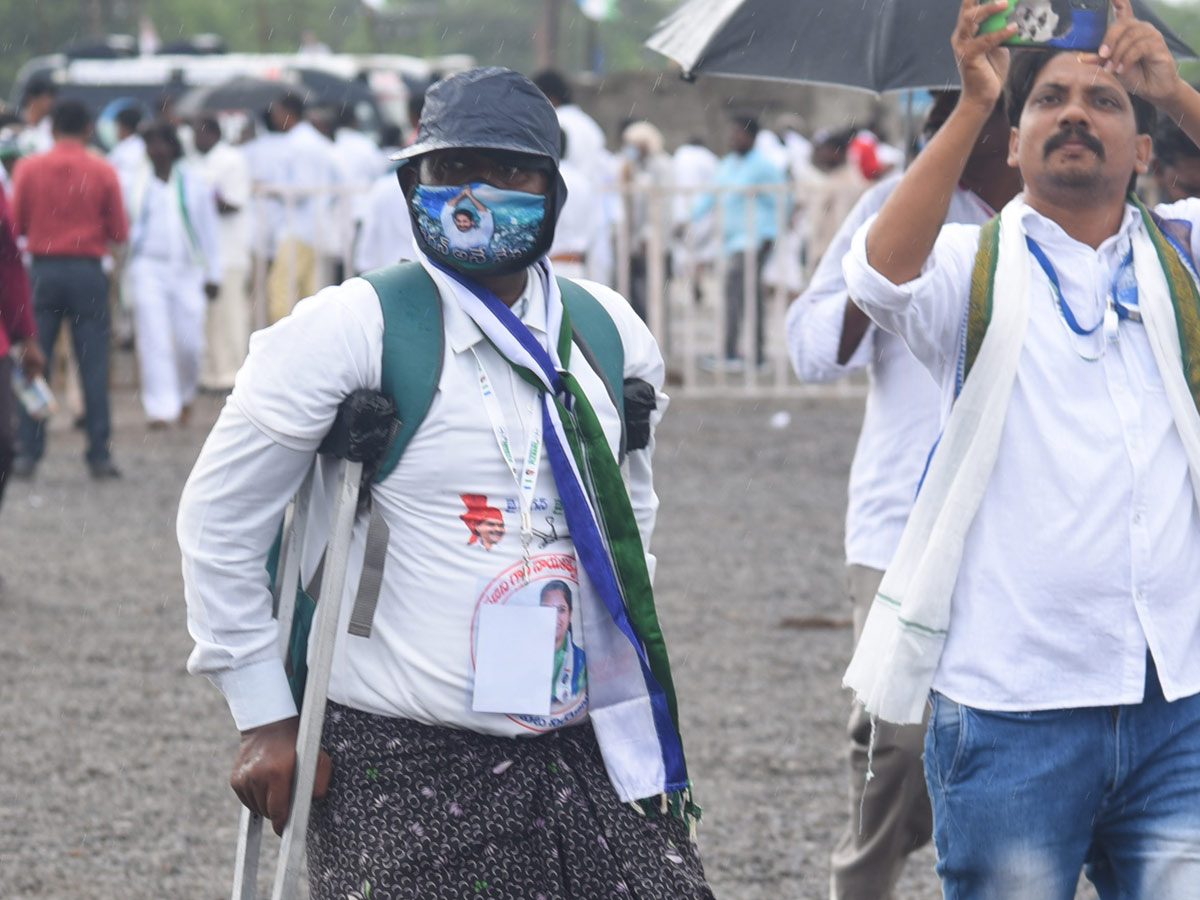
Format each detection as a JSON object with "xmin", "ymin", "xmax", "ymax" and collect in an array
[{"xmin": 843, "ymin": 0, "xmax": 1200, "ymax": 894}]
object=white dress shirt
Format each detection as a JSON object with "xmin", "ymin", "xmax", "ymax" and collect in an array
[
  {"xmin": 193, "ymin": 140, "xmax": 252, "ymax": 271},
  {"xmin": 550, "ymin": 159, "xmax": 610, "ymax": 282},
  {"xmin": 242, "ymin": 132, "xmax": 285, "ymax": 256},
  {"xmin": 125, "ymin": 163, "xmax": 222, "ymax": 284},
  {"xmin": 178, "ymin": 267, "xmax": 667, "ymax": 733},
  {"xmin": 671, "ymin": 143, "xmax": 720, "ymax": 267},
  {"xmin": 334, "ymin": 127, "xmax": 388, "ymax": 223},
  {"xmin": 787, "ymin": 175, "xmax": 995, "ymax": 570},
  {"xmin": 108, "ymin": 133, "xmax": 147, "ymax": 183},
  {"xmin": 354, "ymin": 172, "xmax": 414, "ymax": 274},
  {"xmin": 753, "ymin": 129, "xmax": 789, "ymax": 173},
  {"xmin": 556, "ymin": 104, "xmax": 607, "ymax": 180},
  {"xmin": 17, "ymin": 118, "xmax": 53, "ymax": 157},
  {"xmin": 844, "ymin": 197, "xmax": 1200, "ymax": 711},
  {"xmin": 259, "ymin": 121, "xmax": 343, "ymax": 251}
]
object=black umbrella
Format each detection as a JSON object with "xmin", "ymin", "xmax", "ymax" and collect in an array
[
  {"xmin": 174, "ymin": 75, "xmax": 296, "ymax": 116},
  {"xmin": 646, "ymin": 0, "xmax": 1196, "ymax": 93}
]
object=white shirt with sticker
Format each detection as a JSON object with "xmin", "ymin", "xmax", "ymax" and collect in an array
[{"xmin": 179, "ymin": 264, "xmax": 667, "ymax": 737}]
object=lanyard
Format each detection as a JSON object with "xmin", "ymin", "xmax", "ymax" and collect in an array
[
  {"xmin": 472, "ymin": 347, "xmax": 544, "ymax": 581},
  {"xmin": 1025, "ymin": 236, "xmax": 1139, "ymax": 360}
]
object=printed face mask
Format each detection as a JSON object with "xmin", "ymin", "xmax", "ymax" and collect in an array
[{"xmin": 410, "ymin": 182, "xmax": 549, "ymax": 276}]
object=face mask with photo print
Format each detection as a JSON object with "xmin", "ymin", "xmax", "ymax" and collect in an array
[{"xmin": 410, "ymin": 182, "xmax": 549, "ymax": 276}]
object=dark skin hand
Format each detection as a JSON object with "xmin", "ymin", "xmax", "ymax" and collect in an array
[
  {"xmin": 835, "ymin": 103, "xmax": 1020, "ymax": 366},
  {"xmin": 230, "ymin": 716, "xmax": 332, "ymax": 836},
  {"xmin": 18, "ymin": 339, "xmax": 45, "ymax": 380}
]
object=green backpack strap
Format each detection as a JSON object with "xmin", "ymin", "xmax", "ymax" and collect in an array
[
  {"xmin": 960, "ymin": 213, "xmax": 1001, "ymax": 392},
  {"xmin": 360, "ymin": 268, "xmax": 627, "ymax": 482},
  {"xmin": 361, "ymin": 262, "xmax": 445, "ymax": 482},
  {"xmin": 557, "ymin": 276, "xmax": 626, "ymax": 444}
]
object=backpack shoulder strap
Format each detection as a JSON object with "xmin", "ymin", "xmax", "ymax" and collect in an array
[
  {"xmin": 360, "ymin": 262, "xmax": 445, "ymax": 482},
  {"xmin": 960, "ymin": 213, "xmax": 1001, "ymax": 392},
  {"xmin": 557, "ymin": 276, "xmax": 626, "ymax": 433}
]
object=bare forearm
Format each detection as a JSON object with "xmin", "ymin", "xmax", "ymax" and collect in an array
[
  {"xmin": 1161, "ymin": 82, "xmax": 1200, "ymax": 155},
  {"xmin": 865, "ymin": 99, "xmax": 995, "ymax": 284}
]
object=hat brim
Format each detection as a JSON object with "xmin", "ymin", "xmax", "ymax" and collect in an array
[{"xmin": 390, "ymin": 138, "xmax": 560, "ymax": 167}]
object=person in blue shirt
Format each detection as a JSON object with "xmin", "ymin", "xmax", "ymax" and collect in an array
[{"xmin": 691, "ymin": 115, "xmax": 786, "ymax": 370}]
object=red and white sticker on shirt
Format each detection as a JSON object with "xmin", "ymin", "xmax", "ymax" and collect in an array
[{"xmin": 470, "ymin": 553, "xmax": 589, "ymax": 733}]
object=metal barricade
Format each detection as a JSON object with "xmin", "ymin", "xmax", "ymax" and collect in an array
[{"xmin": 608, "ymin": 180, "xmax": 864, "ymax": 399}]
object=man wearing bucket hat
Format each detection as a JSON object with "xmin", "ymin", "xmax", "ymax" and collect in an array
[{"xmin": 178, "ymin": 67, "xmax": 714, "ymax": 899}]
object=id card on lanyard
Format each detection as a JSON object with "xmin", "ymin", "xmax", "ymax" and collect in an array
[
  {"xmin": 472, "ymin": 347, "xmax": 545, "ymax": 581},
  {"xmin": 470, "ymin": 346, "xmax": 556, "ymax": 716}
]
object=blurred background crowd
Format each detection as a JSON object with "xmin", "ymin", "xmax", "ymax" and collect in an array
[{"xmin": 0, "ymin": 0, "xmax": 1198, "ymax": 446}]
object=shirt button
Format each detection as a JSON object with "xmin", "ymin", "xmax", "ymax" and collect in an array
[
  {"xmin": 1135, "ymin": 590, "xmax": 1145, "ymax": 602},
  {"xmin": 1133, "ymin": 513, "xmax": 1144, "ymax": 524}
]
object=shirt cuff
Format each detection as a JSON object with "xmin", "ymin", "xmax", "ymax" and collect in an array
[
  {"xmin": 786, "ymin": 291, "xmax": 874, "ymax": 380},
  {"xmin": 211, "ymin": 657, "xmax": 298, "ymax": 731},
  {"xmin": 843, "ymin": 213, "xmax": 940, "ymax": 315}
]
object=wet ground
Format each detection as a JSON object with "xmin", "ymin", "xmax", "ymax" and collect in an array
[{"xmin": 0, "ymin": 381, "xmax": 1097, "ymax": 899}]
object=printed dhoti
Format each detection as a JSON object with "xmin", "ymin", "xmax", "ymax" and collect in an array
[{"xmin": 309, "ymin": 702, "xmax": 714, "ymax": 900}]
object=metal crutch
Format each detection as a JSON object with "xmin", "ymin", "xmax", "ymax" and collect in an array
[
  {"xmin": 231, "ymin": 464, "xmax": 315, "ymax": 900},
  {"xmin": 272, "ymin": 453, "xmax": 362, "ymax": 900},
  {"xmin": 231, "ymin": 390, "xmax": 394, "ymax": 900}
]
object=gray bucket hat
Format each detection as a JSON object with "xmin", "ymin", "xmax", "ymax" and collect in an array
[{"xmin": 392, "ymin": 67, "xmax": 567, "ymax": 211}]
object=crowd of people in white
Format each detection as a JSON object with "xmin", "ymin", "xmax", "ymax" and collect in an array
[{"xmin": 0, "ymin": 67, "xmax": 910, "ymax": 425}]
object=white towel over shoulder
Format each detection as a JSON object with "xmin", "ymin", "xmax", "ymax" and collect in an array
[{"xmin": 843, "ymin": 198, "xmax": 1200, "ymax": 724}]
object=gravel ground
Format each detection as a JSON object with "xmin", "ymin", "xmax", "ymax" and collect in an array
[{"xmin": 0, "ymin": 378, "xmax": 1096, "ymax": 899}]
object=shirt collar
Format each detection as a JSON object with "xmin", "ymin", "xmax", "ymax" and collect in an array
[
  {"xmin": 439, "ymin": 265, "xmax": 547, "ymax": 354},
  {"xmin": 1018, "ymin": 196, "xmax": 1142, "ymax": 257},
  {"xmin": 288, "ymin": 120, "xmax": 324, "ymax": 143},
  {"xmin": 51, "ymin": 137, "xmax": 88, "ymax": 152}
]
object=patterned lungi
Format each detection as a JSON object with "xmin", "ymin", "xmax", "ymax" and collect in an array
[{"xmin": 309, "ymin": 702, "xmax": 715, "ymax": 900}]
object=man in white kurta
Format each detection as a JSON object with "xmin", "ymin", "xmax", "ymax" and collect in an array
[
  {"xmin": 549, "ymin": 154, "xmax": 609, "ymax": 283},
  {"xmin": 787, "ymin": 92, "xmax": 1020, "ymax": 900},
  {"xmin": 842, "ymin": 2, "xmax": 1200, "ymax": 896},
  {"xmin": 123, "ymin": 121, "xmax": 221, "ymax": 425},
  {"xmin": 193, "ymin": 116, "xmax": 252, "ymax": 391},
  {"xmin": 353, "ymin": 169, "xmax": 415, "ymax": 274},
  {"xmin": 260, "ymin": 93, "xmax": 343, "ymax": 323},
  {"xmin": 107, "ymin": 106, "xmax": 147, "ymax": 185}
]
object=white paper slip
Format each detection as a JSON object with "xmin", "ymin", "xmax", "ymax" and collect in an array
[{"xmin": 472, "ymin": 604, "xmax": 556, "ymax": 716}]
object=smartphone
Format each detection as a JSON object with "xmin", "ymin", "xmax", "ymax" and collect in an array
[
  {"xmin": 977, "ymin": 0, "xmax": 1110, "ymax": 52},
  {"xmin": 10, "ymin": 369, "xmax": 57, "ymax": 421}
]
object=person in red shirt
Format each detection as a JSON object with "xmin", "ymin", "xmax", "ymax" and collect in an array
[
  {"xmin": 0, "ymin": 185, "xmax": 42, "ymax": 508},
  {"xmin": 11, "ymin": 98, "xmax": 128, "ymax": 479}
]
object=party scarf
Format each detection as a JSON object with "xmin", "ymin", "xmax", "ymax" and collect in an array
[
  {"xmin": 844, "ymin": 197, "xmax": 1200, "ymax": 725},
  {"xmin": 419, "ymin": 252, "xmax": 696, "ymax": 818}
]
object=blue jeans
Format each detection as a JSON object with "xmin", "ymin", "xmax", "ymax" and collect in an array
[
  {"xmin": 17, "ymin": 257, "xmax": 112, "ymax": 465},
  {"xmin": 925, "ymin": 658, "xmax": 1200, "ymax": 899}
]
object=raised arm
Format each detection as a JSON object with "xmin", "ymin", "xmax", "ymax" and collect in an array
[
  {"xmin": 1100, "ymin": 0, "xmax": 1200, "ymax": 149},
  {"xmin": 462, "ymin": 185, "xmax": 488, "ymax": 213},
  {"xmin": 865, "ymin": 0, "xmax": 1014, "ymax": 284}
]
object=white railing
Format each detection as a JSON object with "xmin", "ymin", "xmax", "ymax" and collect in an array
[{"xmin": 247, "ymin": 181, "xmax": 865, "ymax": 398}]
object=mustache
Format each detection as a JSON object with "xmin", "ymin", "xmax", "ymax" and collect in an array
[{"xmin": 1044, "ymin": 126, "xmax": 1105, "ymax": 160}]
